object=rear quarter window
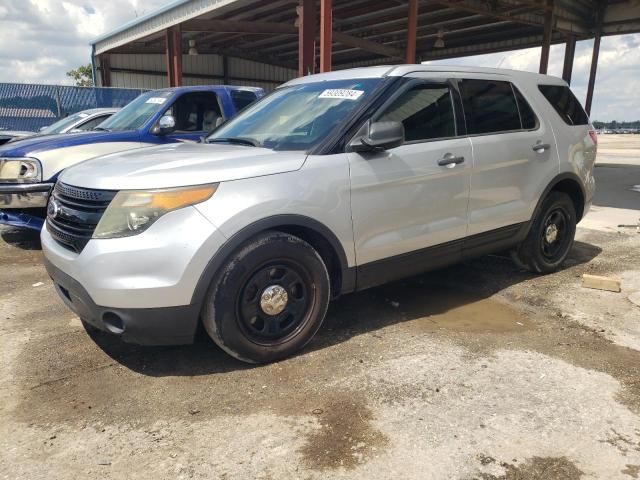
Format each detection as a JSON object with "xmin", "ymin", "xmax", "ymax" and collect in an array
[{"xmin": 538, "ymin": 85, "xmax": 589, "ymax": 126}]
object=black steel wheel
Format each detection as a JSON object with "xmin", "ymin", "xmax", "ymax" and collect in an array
[
  {"xmin": 237, "ymin": 261, "xmax": 311, "ymax": 345},
  {"xmin": 202, "ymin": 231, "xmax": 330, "ymax": 363},
  {"xmin": 511, "ymin": 191, "xmax": 576, "ymax": 273}
]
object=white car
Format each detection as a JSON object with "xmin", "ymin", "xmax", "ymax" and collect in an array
[
  {"xmin": 42, "ymin": 66, "xmax": 597, "ymax": 363},
  {"xmin": 36, "ymin": 108, "xmax": 119, "ymax": 136},
  {"xmin": 0, "ymin": 109, "xmax": 118, "ymax": 146}
]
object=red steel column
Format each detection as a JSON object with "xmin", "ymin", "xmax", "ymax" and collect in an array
[
  {"xmin": 298, "ymin": 0, "xmax": 316, "ymax": 76},
  {"xmin": 320, "ymin": 0, "xmax": 332, "ymax": 72},
  {"xmin": 406, "ymin": 0, "xmax": 418, "ymax": 64},
  {"xmin": 99, "ymin": 54, "xmax": 111, "ymax": 87},
  {"xmin": 165, "ymin": 25, "xmax": 183, "ymax": 87},
  {"xmin": 539, "ymin": 0, "xmax": 553, "ymax": 74}
]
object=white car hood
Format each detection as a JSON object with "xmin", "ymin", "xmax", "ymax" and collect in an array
[{"xmin": 59, "ymin": 142, "xmax": 307, "ymax": 190}]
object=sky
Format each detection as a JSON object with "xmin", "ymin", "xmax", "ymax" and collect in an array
[{"xmin": 0, "ymin": 0, "xmax": 638, "ymax": 121}]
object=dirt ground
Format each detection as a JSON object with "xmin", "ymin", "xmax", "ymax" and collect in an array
[{"xmin": 0, "ymin": 135, "xmax": 639, "ymax": 480}]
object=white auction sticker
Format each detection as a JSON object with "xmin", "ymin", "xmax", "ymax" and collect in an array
[
  {"xmin": 77, "ymin": 113, "xmax": 89, "ymax": 118},
  {"xmin": 145, "ymin": 97, "xmax": 167, "ymax": 105},
  {"xmin": 318, "ymin": 89, "xmax": 364, "ymax": 100}
]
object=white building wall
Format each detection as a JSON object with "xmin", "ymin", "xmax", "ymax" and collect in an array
[{"xmin": 99, "ymin": 53, "xmax": 296, "ymax": 91}]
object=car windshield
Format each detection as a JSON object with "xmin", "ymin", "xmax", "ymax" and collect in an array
[
  {"xmin": 39, "ymin": 112, "xmax": 91, "ymax": 135},
  {"xmin": 207, "ymin": 78, "xmax": 382, "ymax": 151},
  {"xmin": 97, "ymin": 91, "xmax": 172, "ymax": 131}
]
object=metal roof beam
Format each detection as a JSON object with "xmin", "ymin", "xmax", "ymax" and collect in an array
[
  {"xmin": 431, "ymin": 0, "xmax": 588, "ymax": 35},
  {"xmin": 182, "ymin": 19, "xmax": 298, "ymax": 34}
]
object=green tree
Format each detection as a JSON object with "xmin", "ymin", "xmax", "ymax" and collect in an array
[{"xmin": 66, "ymin": 64, "xmax": 94, "ymax": 87}]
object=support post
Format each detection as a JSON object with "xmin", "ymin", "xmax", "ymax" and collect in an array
[
  {"xmin": 223, "ymin": 55, "xmax": 229, "ymax": 85},
  {"xmin": 539, "ymin": 0, "xmax": 553, "ymax": 74},
  {"xmin": 585, "ymin": 3, "xmax": 605, "ymax": 115},
  {"xmin": 585, "ymin": 33, "xmax": 601, "ymax": 116},
  {"xmin": 406, "ymin": 0, "xmax": 418, "ymax": 63},
  {"xmin": 165, "ymin": 25, "xmax": 183, "ymax": 87},
  {"xmin": 320, "ymin": 0, "xmax": 332, "ymax": 72},
  {"xmin": 562, "ymin": 36, "xmax": 576, "ymax": 85},
  {"xmin": 99, "ymin": 54, "xmax": 111, "ymax": 87},
  {"xmin": 297, "ymin": 0, "xmax": 316, "ymax": 76}
]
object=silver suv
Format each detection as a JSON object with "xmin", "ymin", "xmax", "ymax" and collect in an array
[{"xmin": 41, "ymin": 66, "xmax": 597, "ymax": 363}]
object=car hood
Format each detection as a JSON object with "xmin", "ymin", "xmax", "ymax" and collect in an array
[
  {"xmin": 60, "ymin": 142, "xmax": 308, "ymax": 190},
  {"xmin": 0, "ymin": 130, "xmax": 139, "ymax": 157}
]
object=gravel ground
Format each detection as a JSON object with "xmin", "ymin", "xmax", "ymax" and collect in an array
[{"xmin": 0, "ymin": 136, "xmax": 638, "ymax": 480}]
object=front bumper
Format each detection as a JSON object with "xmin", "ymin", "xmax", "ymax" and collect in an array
[
  {"xmin": 41, "ymin": 206, "xmax": 228, "ymax": 345},
  {"xmin": 0, "ymin": 183, "xmax": 53, "ymax": 208},
  {"xmin": 44, "ymin": 257, "xmax": 200, "ymax": 345}
]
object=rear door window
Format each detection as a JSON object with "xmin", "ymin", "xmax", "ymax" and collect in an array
[
  {"xmin": 538, "ymin": 85, "xmax": 589, "ymax": 125},
  {"xmin": 460, "ymin": 79, "xmax": 521, "ymax": 134},
  {"xmin": 513, "ymin": 86, "xmax": 538, "ymax": 130},
  {"xmin": 378, "ymin": 83, "xmax": 456, "ymax": 141}
]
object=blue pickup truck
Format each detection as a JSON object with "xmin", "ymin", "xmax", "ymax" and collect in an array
[{"xmin": 0, "ymin": 85, "xmax": 264, "ymax": 230}]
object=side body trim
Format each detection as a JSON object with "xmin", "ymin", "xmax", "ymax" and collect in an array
[{"xmin": 355, "ymin": 222, "xmax": 529, "ymax": 291}]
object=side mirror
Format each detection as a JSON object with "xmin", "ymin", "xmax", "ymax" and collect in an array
[
  {"xmin": 350, "ymin": 121, "xmax": 404, "ymax": 152},
  {"xmin": 152, "ymin": 115, "xmax": 176, "ymax": 136},
  {"xmin": 39, "ymin": 126, "xmax": 48, "ymax": 132}
]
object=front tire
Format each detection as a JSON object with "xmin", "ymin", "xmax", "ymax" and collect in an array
[
  {"xmin": 202, "ymin": 231, "xmax": 331, "ymax": 363},
  {"xmin": 511, "ymin": 191, "xmax": 576, "ymax": 273}
]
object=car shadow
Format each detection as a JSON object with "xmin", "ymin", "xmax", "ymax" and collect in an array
[
  {"xmin": 0, "ymin": 227, "xmax": 41, "ymax": 250},
  {"xmin": 87, "ymin": 240, "xmax": 602, "ymax": 377}
]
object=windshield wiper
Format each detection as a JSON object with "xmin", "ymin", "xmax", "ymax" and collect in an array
[
  {"xmin": 93, "ymin": 126, "xmax": 111, "ymax": 132},
  {"xmin": 207, "ymin": 137, "xmax": 260, "ymax": 147}
]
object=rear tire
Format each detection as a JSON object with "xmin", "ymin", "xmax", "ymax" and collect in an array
[
  {"xmin": 511, "ymin": 191, "xmax": 576, "ymax": 273},
  {"xmin": 202, "ymin": 231, "xmax": 331, "ymax": 363}
]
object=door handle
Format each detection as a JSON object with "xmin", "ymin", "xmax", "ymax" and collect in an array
[
  {"xmin": 438, "ymin": 153, "xmax": 465, "ymax": 167},
  {"xmin": 532, "ymin": 142, "xmax": 551, "ymax": 153}
]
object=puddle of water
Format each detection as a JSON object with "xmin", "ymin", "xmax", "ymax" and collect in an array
[{"xmin": 408, "ymin": 290, "xmax": 531, "ymax": 333}]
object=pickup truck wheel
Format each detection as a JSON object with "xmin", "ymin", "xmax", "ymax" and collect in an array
[
  {"xmin": 511, "ymin": 191, "xmax": 576, "ymax": 274},
  {"xmin": 202, "ymin": 231, "xmax": 331, "ymax": 364}
]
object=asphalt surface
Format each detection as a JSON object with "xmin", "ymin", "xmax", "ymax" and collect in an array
[{"xmin": 0, "ymin": 135, "xmax": 639, "ymax": 480}]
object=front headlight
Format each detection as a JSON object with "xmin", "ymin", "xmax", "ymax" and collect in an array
[
  {"xmin": 0, "ymin": 157, "xmax": 42, "ymax": 183},
  {"xmin": 93, "ymin": 184, "xmax": 218, "ymax": 239}
]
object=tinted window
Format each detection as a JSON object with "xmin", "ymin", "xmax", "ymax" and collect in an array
[
  {"xmin": 76, "ymin": 115, "xmax": 111, "ymax": 131},
  {"xmin": 513, "ymin": 87, "xmax": 537, "ymax": 129},
  {"xmin": 461, "ymin": 80, "xmax": 521, "ymax": 134},
  {"xmin": 231, "ymin": 90, "xmax": 258, "ymax": 112},
  {"xmin": 539, "ymin": 85, "xmax": 589, "ymax": 126},
  {"xmin": 378, "ymin": 83, "xmax": 455, "ymax": 141}
]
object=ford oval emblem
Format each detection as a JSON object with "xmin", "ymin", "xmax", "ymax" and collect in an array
[{"xmin": 47, "ymin": 198, "xmax": 60, "ymax": 219}]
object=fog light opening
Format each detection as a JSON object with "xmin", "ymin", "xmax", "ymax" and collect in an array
[{"xmin": 102, "ymin": 312, "xmax": 125, "ymax": 335}]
